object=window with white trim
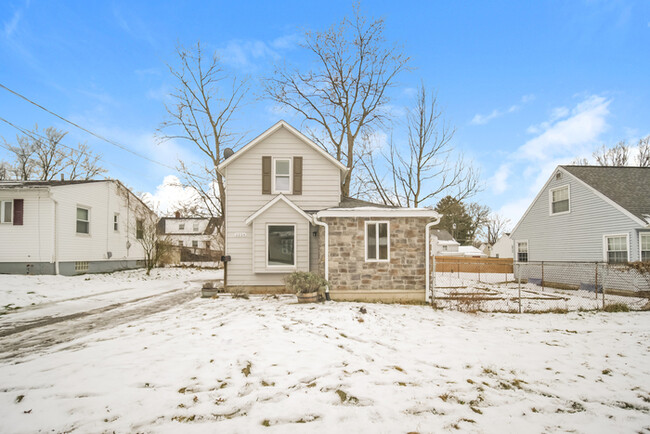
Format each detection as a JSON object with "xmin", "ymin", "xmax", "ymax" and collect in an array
[
  {"xmin": 0, "ymin": 200, "xmax": 12, "ymax": 224},
  {"xmin": 192, "ymin": 240, "xmax": 198, "ymax": 248},
  {"xmin": 179, "ymin": 223, "xmax": 185, "ymax": 230},
  {"xmin": 639, "ymin": 233, "xmax": 649, "ymax": 262},
  {"xmin": 193, "ymin": 222, "xmax": 199, "ymax": 232},
  {"xmin": 136, "ymin": 219, "xmax": 144, "ymax": 240},
  {"xmin": 113, "ymin": 213, "xmax": 119, "ymax": 232},
  {"xmin": 76, "ymin": 207, "xmax": 89, "ymax": 234},
  {"xmin": 550, "ymin": 185, "xmax": 570, "ymax": 214},
  {"xmin": 516, "ymin": 241, "xmax": 528, "ymax": 262},
  {"xmin": 366, "ymin": 221, "xmax": 389, "ymax": 261},
  {"xmin": 605, "ymin": 235, "xmax": 628, "ymax": 264},
  {"xmin": 267, "ymin": 225, "xmax": 295, "ymax": 266},
  {"xmin": 273, "ymin": 158, "xmax": 291, "ymax": 193},
  {"xmin": 179, "ymin": 240, "xmax": 184, "ymax": 247}
]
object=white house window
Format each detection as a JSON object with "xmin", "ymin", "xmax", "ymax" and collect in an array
[
  {"xmin": 179, "ymin": 223, "xmax": 185, "ymax": 230},
  {"xmin": 0, "ymin": 200, "xmax": 12, "ymax": 224},
  {"xmin": 113, "ymin": 213, "xmax": 119, "ymax": 232},
  {"xmin": 273, "ymin": 158, "xmax": 291, "ymax": 193},
  {"xmin": 550, "ymin": 185, "xmax": 570, "ymax": 215},
  {"xmin": 641, "ymin": 234, "xmax": 650, "ymax": 261},
  {"xmin": 192, "ymin": 240, "xmax": 199, "ymax": 248},
  {"xmin": 74, "ymin": 261, "xmax": 89, "ymax": 272},
  {"xmin": 442, "ymin": 245, "xmax": 448, "ymax": 252},
  {"xmin": 605, "ymin": 235, "xmax": 628, "ymax": 264},
  {"xmin": 193, "ymin": 222, "xmax": 199, "ymax": 232},
  {"xmin": 267, "ymin": 225, "xmax": 295, "ymax": 266},
  {"xmin": 76, "ymin": 207, "xmax": 90, "ymax": 234},
  {"xmin": 516, "ymin": 241, "xmax": 528, "ymax": 262},
  {"xmin": 366, "ymin": 221, "xmax": 389, "ymax": 262},
  {"xmin": 179, "ymin": 241, "xmax": 184, "ymax": 247},
  {"xmin": 136, "ymin": 219, "xmax": 144, "ymax": 240}
]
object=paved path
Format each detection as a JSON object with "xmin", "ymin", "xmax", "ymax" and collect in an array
[{"xmin": 0, "ymin": 284, "xmax": 201, "ymax": 360}]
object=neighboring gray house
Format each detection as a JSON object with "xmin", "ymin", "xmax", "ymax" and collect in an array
[
  {"xmin": 216, "ymin": 120, "xmax": 441, "ymax": 302},
  {"xmin": 511, "ymin": 166, "xmax": 650, "ymax": 292},
  {"xmin": 430, "ymin": 229, "xmax": 460, "ymax": 256}
]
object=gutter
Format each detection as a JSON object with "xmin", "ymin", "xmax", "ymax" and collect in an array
[
  {"xmin": 311, "ymin": 214, "xmax": 330, "ymax": 300},
  {"xmin": 425, "ymin": 216, "xmax": 442, "ymax": 304}
]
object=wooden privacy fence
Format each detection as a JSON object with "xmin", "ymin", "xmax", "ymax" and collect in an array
[{"xmin": 433, "ymin": 256, "xmax": 513, "ymax": 274}]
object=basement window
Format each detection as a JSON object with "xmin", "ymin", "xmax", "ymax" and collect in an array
[{"xmin": 74, "ymin": 261, "xmax": 89, "ymax": 272}]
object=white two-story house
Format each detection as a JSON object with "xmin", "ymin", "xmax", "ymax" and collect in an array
[
  {"xmin": 0, "ymin": 179, "xmax": 154, "ymax": 275},
  {"xmin": 217, "ymin": 120, "xmax": 441, "ymax": 302}
]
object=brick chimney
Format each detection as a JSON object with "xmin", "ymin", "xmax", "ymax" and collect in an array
[{"xmin": 174, "ymin": 211, "xmax": 181, "ymax": 218}]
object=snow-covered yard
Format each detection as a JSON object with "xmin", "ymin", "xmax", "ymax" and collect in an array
[{"xmin": 1, "ymin": 289, "xmax": 649, "ymax": 433}]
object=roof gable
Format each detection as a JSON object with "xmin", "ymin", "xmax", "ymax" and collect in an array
[
  {"xmin": 217, "ymin": 120, "xmax": 348, "ymax": 174},
  {"xmin": 245, "ymin": 194, "xmax": 312, "ymax": 225}
]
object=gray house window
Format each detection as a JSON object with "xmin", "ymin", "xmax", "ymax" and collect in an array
[
  {"xmin": 550, "ymin": 185, "xmax": 570, "ymax": 215},
  {"xmin": 640, "ymin": 234, "xmax": 649, "ymax": 261},
  {"xmin": 267, "ymin": 225, "xmax": 295, "ymax": 266},
  {"xmin": 516, "ymin": 241, "xmax": 528, "ymax": 262},
  {"xmin": 605, "ymin": 235, "xmax": 628, "ymax": 263},
  {"xmin": 76, "ymin": 207, "xmax": 90, "ymax": 234}
]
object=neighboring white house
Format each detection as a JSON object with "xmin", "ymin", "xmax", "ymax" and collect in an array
[
  {"xmin": 0, "ymin": 180, "xmax": 155, "ymax": 275},
  {"xmin": 485, "ymin": 233, "xmax": 513, "ymax": 258},
  {"xmin": 157, "ymin": 213, "xmax": 221, "ymax": 250},
  {"xmin": 458, "ymin": 245, "xmax": 488, "ymax": 258},
  {"xmin": 430, "ymin": 229, "xmax": 460, "ymax": 256},
  {"xmin": 216, "ymin": 120, "xmax": 441, "ymax": 302}
]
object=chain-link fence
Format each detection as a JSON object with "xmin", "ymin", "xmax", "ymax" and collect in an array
[{"xmin": 431, "ymin": 257, "xmax": 650, "ymax": 312}]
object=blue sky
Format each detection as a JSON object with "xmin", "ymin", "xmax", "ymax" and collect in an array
[{"xmin": 1, "ymin": 0, "xmax": 649, "ymax": 224}]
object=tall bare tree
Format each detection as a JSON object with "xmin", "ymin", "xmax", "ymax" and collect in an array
[
  {"xmin": 359, "ymin": 85, "xmax": 481, "ymax": 207},
  {"xmin": 593, "ymin": 142, "xmax": 629, "ymax": 166},
  {"xmin": 482, "ymin": 213, "xmax": 511, "ymax": 246},
  {"xmin": 636, "ymin": 135, "xmax": 650, "ymax": 167},
  {"xmin": 264, "ymin": 6, "xmax": 410, "ymax": 196},
  {"xmin": 6, "ymin": 135, "xmax": 35, "ymax": 180},
  {"xmin": 0, "ymin": 161, "xmax": 9, "ymax": 180},
  {"xmin": 66, "ymin": 143, "xmax": 107, "ymax": 180},
  {"xmin": 31, "ymin": 127, "xmax": 69, "ymax": 180},
  {"xmin": 467, "ymin": 202, "xmax": 491, "ymax": 244},
  {"xmin": 158, "ymin": 42, "xmax": 248, "ymax": 239}
]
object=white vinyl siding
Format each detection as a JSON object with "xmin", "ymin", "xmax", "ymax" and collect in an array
[
  {"xmin": 76, "ymin": 207, "xmax": 90, "ymax": 234},
  {"xmin": 604, "ymin": 234, "xmax": 628, "ymax": 264},
  {"xmin": 0, "ymin": 200, "xmax": 12, "ymax": 223},
  {"xmin": 641, "ymin": 233, "xmax": 650, "ymax": 261},
  {"xmin": 550, "ymin": 185, "xmax": 570, "ymax": 215},
  {"xmin": 365, "ymin": 221, "xmax": 389, "ymax": 262}
]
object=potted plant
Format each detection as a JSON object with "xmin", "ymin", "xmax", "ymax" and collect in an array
[{"xmin": 285, "ymin": 271, "xmax": 328, "ymax": 303}]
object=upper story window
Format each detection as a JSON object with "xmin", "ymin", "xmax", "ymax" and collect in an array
[
  {"xmin": 193, "ymin": 222, "xmax": 199, "ymax": 232},
  {"xmin": 550, "ymin": 185, "xmax": 570, "ymax": 215},
  {"xmin": 516, "ymin": 241, "xmax": 528, "ymax": 262},
  {"xmin": 641, "ymin": 233, "xmax": 650, "ymax": 261},
  {"xmin": 273, "ymin": 158, "xmax": 291, "ymax": 193},
  {"xmin": 136, "ymin": 219, "xmax": 144, "ymax": 240},
  {"xmin": 76, "ymin": 207, "xmax": 90, "ymax": 234},
  {"xmin": 366, "ymin": 221, "xmax": 389, "ymax": 262},
  {"xmin": 0, "ymin": 200, "xmax": 12, "ymax": 224},
  {"xmin": 179, "ymin": 223, "xmax": 185, "ymax": 230},
  {"xmin": 192, "ymin": 240, "xmax": 199, "ymax": 248},
  {"xmin": 113, "ymin": 213, "xmax": 119, "ymax": 232},
  {"xmin": 605, "ymin": 234, "xmax": 628, "ymax": 264}
]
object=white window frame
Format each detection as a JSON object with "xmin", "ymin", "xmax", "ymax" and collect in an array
[
  {"xmin": 0, "ymin": 200, "xmax": 12, "ymax": 224},
  {"xmin": 192, "ymin": 240, "xmax": 199, "ymax": 248},
  {"xmin": 179, "ymin": 222, "xmax": 185, "ymax": 230},
  {"xmin": 265, "ymin": 223, "xmax": 296, "ymax": 268},
  {"xmin": 641, "ymin": 233, "xmax": 650, "ymax": 262},
  {"xmin": 549, "ymin": 184, "xmax": 571, "ymax": 216},
  {"xmin": 603, "ymin": 233, "xmax": 629, "ymax": 264},
  {"xmin": 272, "ymin": 157, "xmax": 292, "ymax": 194},
  {"xmin": 515, "ymin": 239, "xmax": 529, "ymax": 263},
  {"xmin": 193, "ymin": 222, "xmax": 199, "ymax": 232},
  {"xmin": 76, "ymin": 206, "xmax": 91, "ymax": 235},
  {"xmin": 113, "ymin": 213, "xmax": 119, "ymax": 232},
  {"xmin": 364, "ymin": 221, "xmax": 390, "ymax": 262}
]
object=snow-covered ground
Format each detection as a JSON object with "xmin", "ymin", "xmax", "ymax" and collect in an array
[{"xmin": 1, "ymin": 293, "xmax": 649, "ymax": 433}]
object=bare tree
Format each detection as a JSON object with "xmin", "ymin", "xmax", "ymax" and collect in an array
[
  {"xmin": 66, "ymin": 143, "xmax": 107, "ymax": 180},
  {"xmin": 6, "ymin": 135, "xmax": 35, "ymax": 180},
  {"xmin": 158, "ymin": 42, "xmax": 248, "ymax": 240},
  {"xmin": 482, "ymin": 213, "xmax": 511, "ymax": 246},
  {"xmin": 31, "ymin": 127, "xmax": 69, "ymax": 181},
  {"xmin": 134, "ymin": 208, "xmax": 171, "ymax": 275},
  {"xmin": 636, "ymin": 135, "xmax": 650, "ymax": 167},
  {"xmin": 570, "ymin": 157, "xmax": 589, "ymax": 166},
  {"xmin": 264, "ymin": 5, "xmax": 410, "ymax": 197},
  {"xmin": 0, "ymin": 161, "xmax": 10, "ymax": 180},
  {"xmin": 593, "ymin": 142, "xmax": 629, "ymax": 166},
  {"xmin": 359, "ymin": 85, "xmax": 481, "ymax": 207},
  {"xmin": 467, "ymin": 202, "xmax": 491, "ymax": 244}
]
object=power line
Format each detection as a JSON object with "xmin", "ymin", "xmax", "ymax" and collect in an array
[{"xmin": 0, "ymin": 82, "xmax": 181, "ymax": 172}]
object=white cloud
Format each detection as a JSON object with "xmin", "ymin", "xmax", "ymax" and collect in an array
[
  {"xmin": 3, "ymin": 9, "xmax": 22, "ymax": 37},
  {"xmin": 490, "ymin": 163, "xmax": 511, "ymax": 194},
  {"xmin": 470, "ymin": 94, "xmax": 534, "ymax": 125},
  {"xmin": 217, "ymin": 34, "xmax": 298, "ymax": 70},
  {"xmin": 141, "ymin": 175, "xmax": 201, "ymax": 216}
]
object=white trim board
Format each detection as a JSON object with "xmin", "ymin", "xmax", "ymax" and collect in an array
[
  {"xmin": 245, "ymin": 194, "xmax": 312, "ymax": 226},
  {"xmin": 217, "ymin": 120, "xmax": 348, "ymax": 174},
  {"xmin": 317, "ymin": 208, "xmax": 440, "ymax": 218}
]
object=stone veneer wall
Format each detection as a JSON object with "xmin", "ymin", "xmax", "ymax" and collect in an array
[{"xmin": 319, "ymin": 216, "xmax": 430, "ymax": 291}]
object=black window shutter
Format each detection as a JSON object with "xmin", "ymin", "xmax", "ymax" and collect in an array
[
  {"xmin": 13, "ymin": 199, "xmax": 23, "ymax": 225},
  {"xmin": 262, "ymin": 156, "xmax": 272, "ymax": 194},
  {"xmin": 293, "ymin": 156, "xmax": 302, "ymax": 195}
]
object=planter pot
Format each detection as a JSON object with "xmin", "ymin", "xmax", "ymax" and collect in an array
[{"xmin": 296, "ymin": 291, "xmax": 319, "ymax": 303}]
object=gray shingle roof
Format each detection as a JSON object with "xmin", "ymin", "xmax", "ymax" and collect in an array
[
  {"xmin": 334, "ymin": 196, "xmax": 397, "ymax": 209},
  {"xmin": 561, "ymin": 166, "xmax": 650, "ymax": 222},
  {"xmin": 431, "ymin": 229, "xmax": 456, "ymax": 241},
  {"xmin": 0, "ymin": 180, "xmax": 106, "ymax": 188}
]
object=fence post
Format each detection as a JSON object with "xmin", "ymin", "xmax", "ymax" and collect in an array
[
  {"xmin": 478, "ymin": 261, "xmax": 481, "ymax": 283},
  {"xmin": 541, "ymin": 261, "xmax": 545, "ymax": 292},
  {"xmin": 595, "ymin": 262, "xmax": 598, "ymax": 301},
  {"xmin": 431, "ymin": 254, "xmax": 436, "ymax": 306},
  {"xmin": 458, "ymin": 258, "xmax": 460, "ymax": 279},
  {"xmin": 518, "ymin": 269, "xmax": 522, "ymax": 314}
]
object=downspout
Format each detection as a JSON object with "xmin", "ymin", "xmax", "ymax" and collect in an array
[
  {"xmin": 425, "ymin": 216, "xmax": 442, "ymax": 304},
  {"xmin": 312, "ymin": 214, "xmax": 329, "ymax": 301},
  {"xmin": 50, "ymin": 189, "xmax": 59, "ymax": 275}
]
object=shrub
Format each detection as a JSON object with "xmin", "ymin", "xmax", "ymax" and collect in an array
[
  {"xmin": 202, "ymin": 281, "xmax": 215, "ymax": 290},
  {"xmin": 231, "ymin": 287, "xmax": 249, "ymax": 299},
  {"xmin": 603, "ymin": 302, "xmax": 630, "ymax": 312},
  {"xmin": 285, "ymin": 271, "xmax": 328, "ymax": 296}
]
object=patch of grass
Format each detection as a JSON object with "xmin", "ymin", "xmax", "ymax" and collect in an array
[
  {"xmin": 602, "ymin": 369, "xmax": 612, "ymax": 375},
  {"xmin": 603, "ymin": 303, "xmax": 630, "ymax": 312},
  {"xmin": 241, "ymin": 362, "xmax": 252, "ymax": 377},
  {"xmin": 393, "ymin": 366, "xmax": 405, "ymax": 373},
  {"xmin": 15, "ymin": 395, "xmax": 24, "ymax": 403},
  {"xmin": 335, "ymin": 389, "xmax": 359, "ymax": 405},
  {"xmin": 231, "ymin": 287, "xmax": 250, "ymax": 299},
  {"xmin": 482, "ymin": 367, "xmax": 497, "ymax": 376},
  {"xmin": 306, "ymin": 382, "xmax": 317, "ymax": 388},
  {"xmin": 172, "ymin": 415, "xmax": 197, "ymax": 422},
  {"xmin": 261, "ymin": 380, "xmax": 275, "ymax": 387},
  {"xmin": 261, "ymin": 419, "xmax": 271, "ymax": 427}
]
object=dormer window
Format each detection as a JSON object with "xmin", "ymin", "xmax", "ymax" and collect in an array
[
  {"xmin": 550, "ymin": 185, "xmax": 570, "ymax": 215},
  {"xmin": 273, "ymin": 158, "xmax": 291, "ymax": 193},
  {"xmin": 179, "ymin": 223, "xmax": 185, "ymax": 230}
]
